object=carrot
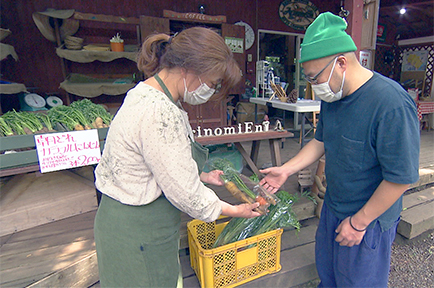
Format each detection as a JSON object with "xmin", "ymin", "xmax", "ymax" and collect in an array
[
  {"xmin": 223, "ymin": 178, "xmax": 267, "ymax": 215},
  {"xmin": 255, "ymin": 195, "xmax": 268, "ymax": 206},
  {"xmin": 224, "ymin": 180, "xmax": 255, "ymax": 204}
]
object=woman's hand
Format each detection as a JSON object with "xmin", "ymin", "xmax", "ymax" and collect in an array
[
  {"xmin": 200, "ymin": 170, "xmax": 225, "ymax": 186},
  {"xmin": 234, "ymin": 203, "xmax": 262, "ymax": 218},
  {"xmin": 220, "ymin": 201, "xmax": 262, "ymax": 218}
]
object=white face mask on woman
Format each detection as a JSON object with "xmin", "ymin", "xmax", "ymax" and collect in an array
[
  {"xmin": 311, "ymin": 58, "xmax": 345, "ymax": 103},
  {"xmin": 183, "ymin": 77, "xmax": 215, "ymax": 105}
]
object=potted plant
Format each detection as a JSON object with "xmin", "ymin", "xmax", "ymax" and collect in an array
[{"xmin": 110, "ymin": 33, "xmax": 124, "ymax": 52}]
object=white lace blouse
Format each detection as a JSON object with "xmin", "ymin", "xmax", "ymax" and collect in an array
[{"xmin": 95, "ymin": 82, "xmax": 222, "ymax": 222}]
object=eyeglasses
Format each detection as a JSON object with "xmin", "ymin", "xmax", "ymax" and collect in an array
[
  {"xmin": 304, "ymin": 56, "xmax": 339, "ymax": 84},
  {"xmin": 213, "ymin": 82, "xmax": 222, "ymax": 94}
]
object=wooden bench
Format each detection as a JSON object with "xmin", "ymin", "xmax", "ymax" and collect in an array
[{"xmin": 195, "ymin": 130, "xmax": 294, "ymax": 176}]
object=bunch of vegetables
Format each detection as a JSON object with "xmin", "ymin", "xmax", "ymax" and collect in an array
[
  {"xmin": 69, "ymin": 99, "xmax": 112, "ymax": 128},
  {"xmin": 0, "ymin": 109, "xmax": 54, "ymax": 136},
  {"xmin": 48, "ymin": 99, "xmax": 112, "ymax": 131},
  {"xmin": 0, "ymin": 99, "xmax": 112, "ymax": 136},
  {"xmin": 213, "ymin": 190, "xmax": 301, "ymax": 248},
  {"xmin": 208, "ymin": 158, "xmax": 279, "ymax": 215}
]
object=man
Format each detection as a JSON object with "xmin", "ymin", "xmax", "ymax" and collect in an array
[{"xmin": 260, "ymin": 12, "xmax": 419, "ymax": 287}]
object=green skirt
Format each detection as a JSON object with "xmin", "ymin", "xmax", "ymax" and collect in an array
[{"xmin": 94, "ymin": 194, "xmax": 182, "ymax": 287}]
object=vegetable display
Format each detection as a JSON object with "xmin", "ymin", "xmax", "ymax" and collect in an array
[
  {"xmin": 1, "ymin": 109, "xmax": 54, "ymax": 136},
  {"xmin": 0, "ymin": 99, "xmax": 112, "ymax": 136},
  {"xmin": 49, "ymin": 99, "xmax": 112, "ymax": 131},
  {"xmin": 48, "ymin": 105, "xmax": 90, "ymax": 131},
  {"xmin": 213, "ymin": 190, "xmax": 301, "ymax": 248},
  {"xmin": 69, "ymin": 99, "xmax": 112, "ymax": 128}
]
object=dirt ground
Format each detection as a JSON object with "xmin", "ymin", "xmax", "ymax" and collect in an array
[{"xmin": 388, "ymin": 229, "xmax": 434, "ymax": 288}]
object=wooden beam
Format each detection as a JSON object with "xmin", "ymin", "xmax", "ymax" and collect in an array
[
  {"xmin": 163, "ymin": 10, "xmax": 226, "ymax": 24},
  {"xmin": 74, "ymin": 11, "xmax": 139, "ymax": 25}
]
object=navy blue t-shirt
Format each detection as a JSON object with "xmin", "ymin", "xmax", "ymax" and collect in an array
[{"xmin": 315, "ymin": 72, "xmax": 420, "ymax": 231}]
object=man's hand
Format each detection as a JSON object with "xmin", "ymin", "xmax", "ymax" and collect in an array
[
  {"xmin": 335, "ymin": 217, "xmax": 366, "ymax": 247},
  {"xmin": 259, "ymin": 166, "xmax": 289, "ymax": 193}
]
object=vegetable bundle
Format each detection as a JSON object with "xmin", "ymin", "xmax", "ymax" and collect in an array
[
  {"xmin": 208, "ymin": 158, "xmax": 279, "ymax": 215},
  {"xmin": 49, "ymin": 99, "xmax": 112, "ymax": 131},
  {"xmin": 69, "ymin": 99, "xmax": 112, "ymax": 128},
  {"xmin": 213, "ymin": 190, "xmax": 300, "ymax": 248},
  {"xmin": 0, "ymin": 110, "xmax": 54, "ymax": 136},
  {"xmin": 0, "ymin": 99, "xmax": 112, "ymax": 136}
]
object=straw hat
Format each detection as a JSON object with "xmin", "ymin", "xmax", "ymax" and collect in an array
[
  {"xmin": 0, "ymin": 28, "xmax": 12, "ymax": 41},
  {"xmin": 32, "ymin": 9, "xmax": 79, "ymax": 42},
  {"xmin": 64, "ymin": 35, "xmax": 84, "ymax": 50}
]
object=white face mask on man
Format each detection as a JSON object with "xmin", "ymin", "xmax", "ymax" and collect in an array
[
  {"xmin": 311, "ymin": 58, "xmax": 345, "ymax": 103},
  {"xmin": 183, "ymin": 77, "xmax": 215, "ymax": 105}
]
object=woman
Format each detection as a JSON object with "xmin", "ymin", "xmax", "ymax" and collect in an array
[{"xmin": 94, "ymin": 27, "xmax": 261, "ymax": 287}]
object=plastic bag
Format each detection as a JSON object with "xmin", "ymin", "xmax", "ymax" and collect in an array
[
  {"xmin": 213, "ymin": 190, "xmax": 301, "ymax": 248},
  {"xmin": 207, "ymin": 158, "xmax": 275, "ymax": 215}
]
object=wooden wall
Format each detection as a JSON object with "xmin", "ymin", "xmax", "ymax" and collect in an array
[{"xmin": 0, "ymin": 0, "xmax": 343, "ymax": 102}]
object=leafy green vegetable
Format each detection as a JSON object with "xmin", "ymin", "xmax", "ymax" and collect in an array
[
  {"xmin": 0, "ymin": 117, "xmax": 14, "ymax": 136},
  {"xmin": 70, "ymin": 99, "xmax": 112, "ymax": 126},
  {"xmin": 209, "ymin": 158, "xmax": 256, "ymax": 199},
  {"xmin": 1, "ymin": 110, "xmax": 45, "ymax": 135},
  {"xmin": 70, "ymin": 99, "xmax": 112, "ymax": 125},
  {"xmin": 35, "ymin": 112, "xmax": 53, "ymax": 131},
  {"xmin": 249, "ymin": 174, "xmax": 259, "ymax": 183},
  {"xmin": 213, "ymin": 190, "xmax": 300, "ymax": 248}
]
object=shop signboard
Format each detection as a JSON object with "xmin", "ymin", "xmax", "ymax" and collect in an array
[{"xmin": 377, "ymin": 23, "xmax": 387, "ymax": 43}]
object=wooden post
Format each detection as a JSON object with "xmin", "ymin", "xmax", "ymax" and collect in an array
[
  {"xmin": 53, "ymin": 18, "xmax": 67, "ymax": 79},
  {"xmin": 345, "ymin": 0, "xmax": 364, "ymax": 60}
]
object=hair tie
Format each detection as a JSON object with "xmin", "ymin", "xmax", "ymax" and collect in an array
[{"xmin": 168, "ymin": 32, "xmax": 178, "ymax": 44}]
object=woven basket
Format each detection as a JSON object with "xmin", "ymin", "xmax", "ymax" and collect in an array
[{"xmin": 64, "ymin": 35, "xmax": 83, "ymax": 50}]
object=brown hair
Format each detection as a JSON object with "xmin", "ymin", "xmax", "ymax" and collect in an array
[{"xmin": 137, "ymin": 27, "xmax": 241, "ymax": 98}]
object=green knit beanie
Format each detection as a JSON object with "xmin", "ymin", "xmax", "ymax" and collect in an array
[{"xmin": 300, "ymin": 12, "xmax": 357, "ymax": 63}]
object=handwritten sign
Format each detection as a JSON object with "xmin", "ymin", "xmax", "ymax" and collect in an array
[{"xmin": 34, "ymin": 130, "xmax": 101, "ymax": 173}]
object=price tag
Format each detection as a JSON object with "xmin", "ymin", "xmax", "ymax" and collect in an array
[{"xmin": 34, "ymin": 130, "xmax": 101, "ymax": 173}]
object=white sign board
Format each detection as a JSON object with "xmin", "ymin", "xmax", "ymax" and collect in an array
[
  {"xmin": 359, "ymin": 50, "xmax": 372, "ymax": 70},
  {"xmin": 34, "ymin": 130, "xmax": 101, "ymax": 173}
]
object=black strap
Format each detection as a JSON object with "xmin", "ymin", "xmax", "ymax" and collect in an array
[{"xmin": 154, "ymin": 74, "xmax": 175, "ymax": 104}]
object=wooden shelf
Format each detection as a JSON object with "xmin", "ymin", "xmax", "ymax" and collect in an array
[
  {"xmin": 59, "ymin": 74, "xmax": 135, "ymax": 97},
  {"xmin": 56, "ymin": 45, "xmax": 139, "ymax": 63}
]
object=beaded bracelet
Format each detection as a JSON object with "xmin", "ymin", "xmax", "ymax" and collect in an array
[{"xmin": 349, "ymin": 216, "xmax": 367, "ymax": 232}]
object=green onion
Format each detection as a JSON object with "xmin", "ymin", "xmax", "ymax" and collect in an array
[
  {"xmin": 0, "ymin": 117, "xmax": 14, "ymax": 136},
  {"xmin": 213, "ymin": 191, "xmax": 301, "ymax": 248}
]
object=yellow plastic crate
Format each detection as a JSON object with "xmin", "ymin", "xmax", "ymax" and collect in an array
[{"xmin": 187, "ymin": 218, "xmax": 283, "ymax": 288}]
